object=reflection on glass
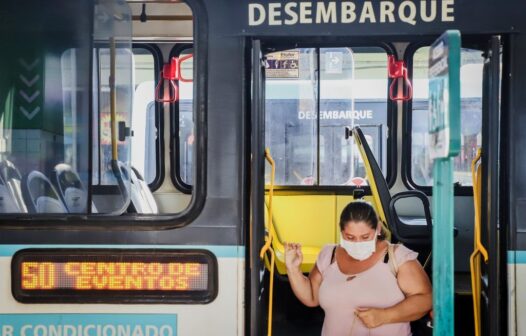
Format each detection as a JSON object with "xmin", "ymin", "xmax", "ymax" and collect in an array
[
  {"xmin": 411, "ymin": 47, "xmax": 484, "ymax": 186},
  {"xmin": 264, "ymin": 47, "xmax": 388, "ymax": 186},
  {"xmin": 0, "ymin": 0, "xmax": 133, "ymax": 215},
  {"xmin": 131, "ymin": 48, "xmax": 156, "ymax": 185},
  {"xmin": 265, "ymin": 48, "xmax": 317, "ymax": 186}
]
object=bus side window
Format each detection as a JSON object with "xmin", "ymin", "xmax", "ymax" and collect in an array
[
  {"xmin": 410, "ymin": 47, "xmax": 484, "ymax": 188},
  {"xmin": 131, "ymin": 46, "xmax": 160, "ymax": 187},
  {"xmin": 172, "ymin": 47, "xmax": 194, "ymax": 193}
]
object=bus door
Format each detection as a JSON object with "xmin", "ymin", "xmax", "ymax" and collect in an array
[
  {"xmin": 478, "ymin": 36, "xmax": 502, "ymax": 336},
  {"xmin": 250, "ymin": 39, "xmax": 267, "ymax": 336}
]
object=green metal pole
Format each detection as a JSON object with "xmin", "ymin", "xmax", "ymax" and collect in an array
[
  {"xmin": 432, "ymin": 158, "xmax": 455, "ymax": 335},
  {"xmin": 428, "ymin": 30, "xmax": 460, "ymax": 335}
]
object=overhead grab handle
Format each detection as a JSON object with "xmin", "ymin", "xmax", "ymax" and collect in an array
[
  {"xmin": 388, "ymin": 55, "xmax": 413, "ymax": 101},
  {"xmin": 155, "ymin": 54, "xmax": 194, "ymax": 103},
  {"xmin": 155, "ymin": 57, "xmax": 179, "ymax": 103}
]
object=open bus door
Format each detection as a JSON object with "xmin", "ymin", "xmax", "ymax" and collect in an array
[
  {"xmin": 249, "ymin": 39, "xmax": 267, "ymax": 336},
  {"xmin": 478, "ymin": 36, "xmax": 503, "ymax": 336}
]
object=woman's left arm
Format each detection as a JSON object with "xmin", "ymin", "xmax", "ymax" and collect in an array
[{"xmin": 356, "ymin": 260, "xmax": 432, "ymax": 328}]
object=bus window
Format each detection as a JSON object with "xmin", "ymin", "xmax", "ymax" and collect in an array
[
  {"xmin": 91, "ymin": 46, "xmax": 133, "ymax": 213},
  {"xmin": 130, "ymin": 47, "xmax": 159, "ymax": 187},
  {"xmin": 0, "ymin": 0, "xmax": 133, "ymax": 215},
  {"xmin": 265, "ymin": 47, "xmax": 389, "ymax": 186},
  {"xmin": 174, "ymin": 47, "xmax": 194, "ymax": 191},
  {"xmin": 410, "ymin": 47, "xmax": 483, "ymax": 187}
]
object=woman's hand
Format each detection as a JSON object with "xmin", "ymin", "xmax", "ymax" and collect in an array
[
  {"xmin": 284, "ymin": 242, "xmax": 303, "ymax": 272},
  {"xmin": 355, "ymin": 307, "xmax": 387, "ymax": 329}
]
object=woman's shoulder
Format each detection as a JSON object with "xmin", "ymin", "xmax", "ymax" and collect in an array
[
  {"xmin": 321, "ymin": 243, "xmax": 338, "ymax": 252},
  {"xmin": 318, "ymin": 244, "xmax": 338, "ymax": 260},
  {"xmin": 316, "ymin": 244, "xmax": 338, "ymax": 273},
  {"xmin": 390, "ymin": 243, "xmax": 419, "ymax": 265}
]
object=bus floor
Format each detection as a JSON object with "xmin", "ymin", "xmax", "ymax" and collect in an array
[
  {"xmin": 269, "ymin": 274, "xmax": 323, "ymax": 336},
  {"xmin": 266, "ymin": 273, "xmax": 475, "ymax": 336}
]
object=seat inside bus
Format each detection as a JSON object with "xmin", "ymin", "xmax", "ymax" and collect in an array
[
  {"xmin": 52, "ymin": 164, "xmax": 97, "ymax": 213},
  {"xmin": 130, "ymin": 166, "xmax": 158, "ymax": 214},
  {"xmin": 352, "ymin": 127, "xmax": 433, "ymax": 252},
  {"xmin": 22, "ymin": 171, "xmax": 67, "ymax": 213},
  {"xmin": 0, "ymin": 160, "xmax": 27, "ymax": 213},
  {"xmin": 117, "ymin": 161, "xmax": 158, "ymax": 214},
  {"xmin": 0, "ymin": 172, "xmax": 22, "ymax": 213}
]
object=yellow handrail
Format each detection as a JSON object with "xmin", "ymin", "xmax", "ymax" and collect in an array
[
  {"xmin": 470, "ymin": 148, "xmax": 489, "ymax": 336},
  {"xmin": 260, "ymin": 148, "xmax": 275, "ymax": 336}
]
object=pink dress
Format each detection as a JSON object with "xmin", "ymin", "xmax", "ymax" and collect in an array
[{"xmin": 316, "ymin": 243, "xmax": 418, "ymax": 336}]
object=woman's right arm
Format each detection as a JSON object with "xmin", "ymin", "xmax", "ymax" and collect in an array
[{"xmin": 284, "ymin": 242, "xmax": 322, "ymax": 307}]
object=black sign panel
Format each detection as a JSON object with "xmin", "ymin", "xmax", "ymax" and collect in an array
[{"xmin": 12, "ymin": 249, "xmax": 218, "ymax": 304}]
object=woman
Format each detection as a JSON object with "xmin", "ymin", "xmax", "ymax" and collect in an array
[{"xmin": 285, "ymin": 201, "xmax": 432, "ymax": 335}]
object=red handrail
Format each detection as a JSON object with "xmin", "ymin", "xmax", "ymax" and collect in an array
[
  {"xmin": 155, "ymin": 54, "xmax": 193, "ymax": 103},
  {"xmin": 388, "ymin": 55, "xmax": 413, "ymax": 101}
]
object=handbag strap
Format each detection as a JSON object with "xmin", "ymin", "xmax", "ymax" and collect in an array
[
  {"xmin": 387, "ymin": 243, "xmax": 399, "ymax": 277},
  {"xmin": 330, "ymin": 245, "xmax": 337, "ymax": 264}
]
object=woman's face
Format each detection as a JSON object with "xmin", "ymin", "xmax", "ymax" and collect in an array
[{"xmin": 341, "ymin": 221, "xmax": 377, "ymax": 242}]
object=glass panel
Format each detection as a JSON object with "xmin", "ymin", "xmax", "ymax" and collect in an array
[
  {"xmin": 0, "ymin": 0, "xmax": 133, "ymax": 215},
  {"xmin": 131, "ymin": 48, "xmax": 157, "ymax": 185},
  {"xmin": 265, "ymin": 48, "xmax": 318, "ymax": 186},
  {"xmin": 91, "ymin": 0, "xmax": 133, "ymax": 214},
  {"xmin": 179, "ymin": 48, "xmax": 194, "ymax": 186},
  {"xmin": 319, "ymin": 47, "xmax": 388, "ymax": 185},
  {"xmin": 0, "ymin": 1, "xmax": 95, "ymax": 214},
  {"xmin": 411, "ymin": 47, "xmax": 483, "ymax": 186},
  {"xmin": 264, "ymin": 47, "xmax": 388, "ymax": 186}
]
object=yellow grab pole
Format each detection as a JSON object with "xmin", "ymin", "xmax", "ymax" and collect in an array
[
  {"xmin": 260, "ymin": 148, "xmax": 275, "ymax": 336},
  {"xmin": 470, "ymin": 149, "xmax": 488, "ymax": 336}
]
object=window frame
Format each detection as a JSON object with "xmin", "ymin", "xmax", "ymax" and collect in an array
[
  {"xmin": 260, "ymin": 42, "xmax": 397, "ymax": 193},
  {"xmin": 132, "ymin": 43, "xmax": 165, "ymax": 192},
  {"xmin": 402, "ymin": 38, "xmax": 489, "ymax": 196},
  {"xmin": 169, "ymin": 43, "xmax": 193, "ymax": 194},
  {"xmin": 0, "ymin": 0, "xmax": 207, "ymax": 228}
]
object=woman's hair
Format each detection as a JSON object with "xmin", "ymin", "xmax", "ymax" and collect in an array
[{"xmin": 339, "ymin": 201, "xmax": 386, "ymax": 239}]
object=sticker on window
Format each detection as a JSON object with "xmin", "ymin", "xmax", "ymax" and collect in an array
[{"xmin": 265, "ymin": 51, "xmax": 300, "ymax": 78}]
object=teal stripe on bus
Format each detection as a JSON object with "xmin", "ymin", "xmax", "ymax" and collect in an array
[
  {"xmin": 0, "ymin": 245, "xmax": 245, "ymax": 258},
  {"xmin": 507, "ymin": 250, "xmax": 526, "ymax": 264},
  {"xmin": 0, "ymin": 314, "xmax": 178, "ymax": 335}
]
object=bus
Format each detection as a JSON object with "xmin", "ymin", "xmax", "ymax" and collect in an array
[{"xmin": 0, "ymin": 0, "xmax": 524, "ymax": 335}]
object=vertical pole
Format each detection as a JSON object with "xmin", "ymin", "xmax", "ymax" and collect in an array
[
  {"xmin": 110, "ymin": 37, "xmax": 118, "ymax": 161},
  {"xmin": 428, "ymin": 30, "xmax": 461, "ymax": 336},
  {"xmin": 433, "ymin": 158, "xmax": 454, "ymax": 335}
]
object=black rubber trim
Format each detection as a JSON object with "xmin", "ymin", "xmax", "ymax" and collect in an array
[
  {"xmin": 169, "ymin": 44, "xmax": 194, "ymax": 195},
  {"xmin": 133, "ymin": 43, "xmax": 165, "ymax": 192}
]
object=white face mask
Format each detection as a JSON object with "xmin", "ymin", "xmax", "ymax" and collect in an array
[{"xmin": 340, "ymin": 233, "xmax": 377, "ymax": 261}]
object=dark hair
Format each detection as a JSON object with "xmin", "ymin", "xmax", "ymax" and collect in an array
[{"xmin": 339, "ymin": 201, "xmax": 385, "ymax": 239}]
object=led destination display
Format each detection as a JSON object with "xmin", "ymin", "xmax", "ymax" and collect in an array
[
  {"xmin": 21, "ymin": 261, "xmax": 207, "ymax": 291},
  {"xmin": 12, "ymin": 249, "xmax": 217, "ymax": 303}
]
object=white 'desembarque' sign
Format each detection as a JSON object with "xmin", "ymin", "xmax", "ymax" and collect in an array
[{"xmin": 249, "ymin": 0, "xmax": 455, "ymax": 27}]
